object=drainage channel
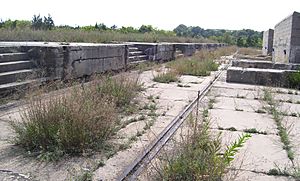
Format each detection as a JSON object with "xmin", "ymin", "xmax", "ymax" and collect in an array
[{"xmin": 118, "ymin": 63, "xmax": 231, "ymax": 181}]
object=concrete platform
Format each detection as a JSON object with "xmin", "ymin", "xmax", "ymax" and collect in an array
[{"xmin": 226, "ymin": 67, "xmax": 295, "ymax": 88}]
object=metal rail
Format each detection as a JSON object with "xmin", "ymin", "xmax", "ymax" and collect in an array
[{"xmin": 118, "ymin": 63, "xmax": 230, "ymax": 181}]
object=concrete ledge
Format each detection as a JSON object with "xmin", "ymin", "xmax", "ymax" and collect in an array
[
  {"xmin": 226, "ymin": 67, "xmax": 296, "ymax": 87},
  {"xmin": 232, "ymin": 60, "xmax": 300, "ymax": 70}
]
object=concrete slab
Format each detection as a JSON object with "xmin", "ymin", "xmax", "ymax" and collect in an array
[
  {"xmin": 224, "ymin": 170, "xmax": 294, "ymax": 181},
  {"xmin": 210, "ymin": 86, "xmax": 261, "ymax": 99},
  {"xmin": 219, "ymin": 130, "xmax": 293, "ymax": 173},
  {"xmin": 210, "ymin": 109, "xmax": 277, "ymax": 134},
  {"xmin": 214, "ymin": 96, "xmax": 262, "ymax": 112}
]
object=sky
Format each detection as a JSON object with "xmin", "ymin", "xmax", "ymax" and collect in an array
[{"xmin": 1, "ymin": 0, "xmax": 299, "ymax": 31}]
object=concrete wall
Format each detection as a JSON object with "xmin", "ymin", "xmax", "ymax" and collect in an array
[
  {"xmin": 290, "ymin": 12, "xmax": 300, "ymax": 63},
  {"xmin": 262, "ymin": 29, "xmax": 274, "ymax": 56},
  {"xmin": 273, "ymin": 11, "xmax": 300, "ymax": 63},
  {"xmin": 20, "ymin": 43, "xmax": 126, "ymax": 80},
  {"xmin": 0, "ymin": 42, "xmax": 226, "ymax": 81},
  {"xmin": 133, "ymin": 43, "xmax": 175, "ymax": 62},
  {"xmin": 175, "ymin": 43, "xmax": 196, "ymax": 56}
]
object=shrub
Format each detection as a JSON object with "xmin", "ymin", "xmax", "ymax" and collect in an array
[{"xmin": 288, "ymin": 70, "xmax": 300, "ymax": 89}]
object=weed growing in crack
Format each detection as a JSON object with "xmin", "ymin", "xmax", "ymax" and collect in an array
[
  {"xmin": 262, "ymin": 89, "xmax": 295, "ymax": 161},
  {"xmin": 243, "ymin": 128, "xmax": 267, "ymax": 135}
]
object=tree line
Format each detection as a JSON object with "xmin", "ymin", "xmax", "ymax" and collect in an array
[
  {"xmin": 0, "ymin": 15, "xmax": 262, "ymax": 47},
  {"xmin": 174, "ymin": 24, "xmax": 262, "ymax": 48}
]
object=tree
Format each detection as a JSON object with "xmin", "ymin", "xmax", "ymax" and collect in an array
[
  {"xmin": 237, "ymin": 37, "xmax": 245, "ymax": 47},
  {"xmin": 173, "ymin": 24, "xmax": 189, "ymax": 36},
  {"xmin": 43, "ymin": 14, "xmax": 55, "ymax": 30},
  {"xmin": 139, "ymin": 25, "xmax": 154, "ymax": 33},
  {"xmin": 190, "ymin": 26, "xmax": 203, "ymax": 38},
  {"xmin": 31, "ymin": 14, "xmax": 43, "ymax": 30},
  {"xmin": 111, "ymin": 25, "xmax": 117, "ymax": 30}
]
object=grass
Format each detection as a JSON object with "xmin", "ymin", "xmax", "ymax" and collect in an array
[
  {"xmin": 208, "ymin": 98, "xmax": 216, "ymax": 109},
  {"xmin": 158, "ymin": 115, "xmax": 251, "ymax": 180},
  {"xmin": 255, "ymin": 109, "xmax": 267, "ymax": 114},
  {"xmin": 243, "ymin": 128, "xmax": 267, "ymax": 135},
  {"xmin": 287, "ymin": 70, "xmax": 300, "ymax": 89},
  {"xmin": 238, "ymin": 47, "xmax": 261, "ymax": 56},
  {"xmin": 94, "ymin": 76, "xmax": 142, "ymax": 108},
  {"xmin": 167, "ymin": 47, "xmax": 237, "ymax": 77},
  {"xmin": 262, "ymin": 89, "xmax": 294, "ymax": 161},
  {"xmin": 235, "ymin": 108, "xmax": 244, "ymax": 111},
  {"xmin": 153, "ymin": 71, "xmax": 179, "ymax": 83},
  {"xmin": 0, "ymin": 28, "xmax": 212, "ymax": 43},
  {"xmin": 10, "ymin": 76, "xmax": 142, "ymax": 160}
]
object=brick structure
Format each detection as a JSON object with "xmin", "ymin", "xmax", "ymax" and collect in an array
[
  {"xmin": 273, "ymin": 11, "xmax": 300, "ymax": 63},
  {"xmin": 262, "ymin": 29, "xmax": 274, "ymax": 56}
]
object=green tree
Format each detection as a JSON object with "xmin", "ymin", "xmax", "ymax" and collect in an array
[
  {"xmin": 173, "ymin": 24, "xmax": 189, "ymax": 36},
  {"xmin": 139, "ymin": 25, "xmax": 154, "ymax": 33},
  {"xmin": 31, "ymin": 14, "xmax": 43, "ymax": 30},
  {"xmin": 43, "ymin": 14, "xmax": 55, "ymax": 30}
]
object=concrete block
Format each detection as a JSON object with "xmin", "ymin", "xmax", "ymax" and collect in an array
[
  {"xmin": 226, "ymin": 67, "xmax": 295, "ymax": 88},
  {"xmin": 232, "ymin": 60, "xmax": 300, "ymax": 70}
]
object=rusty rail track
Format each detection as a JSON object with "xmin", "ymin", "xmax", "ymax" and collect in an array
[{"xmin": 118, "ymin": 62, "xmax": 231, "ymax": 181}]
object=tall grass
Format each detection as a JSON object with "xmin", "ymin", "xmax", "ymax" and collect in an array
[
  {"xmin": 10, "ymin": 76, "xmax": 142, "ymax": 160},
  {"xmin": 238, "ymin": 47, "xmax": 261, "ymax": 56},
  {"xmin": 158, "ymin": 115, "xmax": 250, "ymax": 180},
  {"xmin": 0, "ymin": 29, "xmax": 213, "ymax": 43},
  {"xmin": 168, "ymin": 46, "xmax": 237, "ymax": 76}
]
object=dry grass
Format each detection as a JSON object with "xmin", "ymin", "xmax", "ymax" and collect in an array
[
  {"xmin": 238, "ymin": 47, "xmax": 261, "ymax": 56},
  {"xmin": 10, "ymin": 76, "xmax": 142, "ymax": 160},
  {"xmin": 168, "ymin": 46, "xmax": 237, "ymax": 76},
  {"xmin": 0, "ymin": 29, "xmax": 213, "ymax": 43},
  {"xmin": 153, "ymin": 71, "xmax": 179, "ymax": 83}
]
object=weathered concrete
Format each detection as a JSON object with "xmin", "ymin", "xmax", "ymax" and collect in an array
[
  {"xmin": 232, "ymin": 59, "xmax": 300, "ymax": 70},
  {"xmin": 262, "ymin": 29, "xmax": 274, "ymax": 56},
  {"xmin": 226, "ymin": 67, "xmax": 296, "ymax": 88},
  {"xmin": 273, "ymin": 11, "xmax": 300, "ymax": 63}
]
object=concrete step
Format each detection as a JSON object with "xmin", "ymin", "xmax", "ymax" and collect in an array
[
  {"xmin": 129, "ymin": 60, "xmax": 148, "ymax": 65},
  {"xmin": 0, "ymin": 53, "xmax": 29, "ymax": 62},
  {"xmin": 175, "ymin": 53, "xmax": 184, "ymax": 58},
  {"xmin": 129, "ymin": 55, "xmax": 148, "ymax": 62},
  {"xmin": 129, "ymin": 51, "xmax": 144, "ymax": 56},
  {"xmin": 0, "ymin": 69, "xmax": 35, "ymax": 85},
  {"xmin": 0, "ymin": 61, "xmax": 34, "ymax": 73},
  {"xmin": 128, "ymin": 47, "xmax": 139, "ymax": 51},
  {"xmin": 0, "ymin": 78, "xmax": 47, "ymax": 96},
  {"xmin": 0, "ymin": 47, "xmax": 21, "ymax": 54}
]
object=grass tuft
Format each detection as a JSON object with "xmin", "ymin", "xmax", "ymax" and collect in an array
[
  {"xmin": 10, "ymin": 76, "xmax": 142, "ymax": 160},
  {"xmin": 153, "ymin": 71, "xmax": 178, "ymax": 83}
]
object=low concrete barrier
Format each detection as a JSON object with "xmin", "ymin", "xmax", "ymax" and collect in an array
[
  {"xmin": 226, "ymin": 67, "xmax": 294, "ymax": 87},
  {"xmin": 0, "ymin": 42, "xmax": 226, "ymax": 82},
  {"xmin": 232, "ymin": 60, "xmax": 300, "ymax": 70}
]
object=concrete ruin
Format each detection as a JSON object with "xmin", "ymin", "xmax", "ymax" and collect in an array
[
  {"xmin": 228, "ymin": 12, "xmax": 300, "ymax": 89},
  {"xmin": 262, "ymin": 29, "xmax": 274, "ymax": 56},
  {"xmin": 273, "ymin": 11, "xmax": 300, "ymax": 63},
  {"xmin": 0, "ymin": 42, "xmax": 225, "ymax": 94}
]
